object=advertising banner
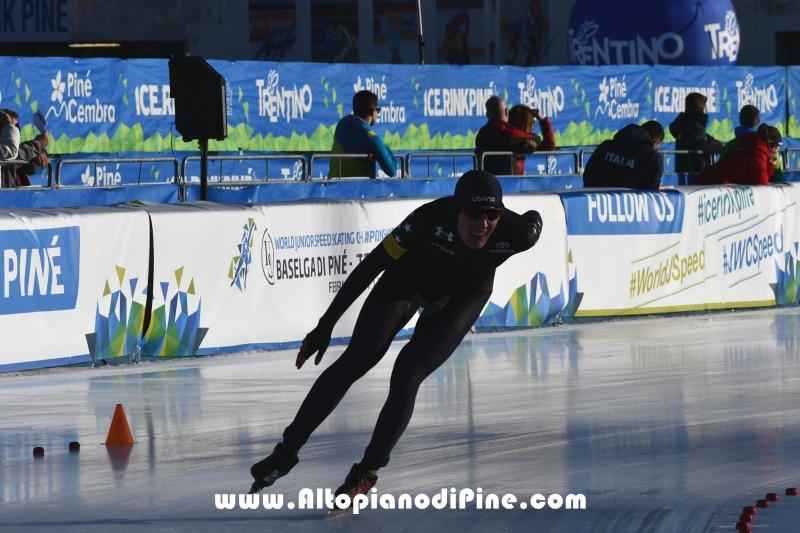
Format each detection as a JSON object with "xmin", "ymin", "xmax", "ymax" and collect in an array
[
  {"xmin": 789, "ymin": 67, "xmax": 800, "ymax": 139},
  {"xmin": 143, "ymin": 195, "xmax": 569, "ymax": 355},
  {"xmin": 475, "ymin": 193, "xmax": 569, "ymax": 329},
  {"xmin": 0, "ymin": 206, "xmax": 150, "ymax": 370},
  {"xmin": 0, "ymin": 57, "xmax": 791, "ymax": 157},
  {"xmin": 561, "ymin": 185, "xmax": 800, "ymax": 318}
]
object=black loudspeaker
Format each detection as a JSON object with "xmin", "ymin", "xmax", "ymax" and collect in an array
[{"xmin": 168, "ymin": 56, "xmax": 228, "ymax": 141}]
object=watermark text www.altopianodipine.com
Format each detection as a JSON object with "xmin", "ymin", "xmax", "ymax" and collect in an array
[{"xmin": 215, "ymin": 488, "xmax": 586, "ymax": 514}]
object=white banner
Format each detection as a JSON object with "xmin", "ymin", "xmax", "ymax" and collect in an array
[
  {"xmin": 0, "ymin": 206, "xmax": 150, "ymax": 370},
  {"xmin": 561, "ymin": 185, "xmax": 800, "ymax": 317},
  {"xmin": 144, "ymin": 195, "xmax": 571, "ymax": 355}
]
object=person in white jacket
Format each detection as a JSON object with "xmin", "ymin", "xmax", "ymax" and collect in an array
[{"xmin": 0, "ymin": 109, "xmax": 20, "ymax": 161}]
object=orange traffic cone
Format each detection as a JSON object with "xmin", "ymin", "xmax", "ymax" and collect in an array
[{"xmin": 105, "ymin": 403, "xmax": 134, "ymax": 445}]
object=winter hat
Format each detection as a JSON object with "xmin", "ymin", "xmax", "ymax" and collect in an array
[{"xmin": 453, "ymin": 170, "xmax": 504, "ymax": 209}]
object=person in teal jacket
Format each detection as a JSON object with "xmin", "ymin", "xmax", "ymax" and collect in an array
[{"xmin": 329, "ymin": 90, "xmax": 397, "ymax": 179}]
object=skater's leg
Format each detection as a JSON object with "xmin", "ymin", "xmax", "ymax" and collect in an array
[
  {"xmin": 360, "ymin": 288, "xmax": 491, "ymax": 470},
  {"xmin": 282, "ymin": 274, "xmax": 417, "ymax": 451}
]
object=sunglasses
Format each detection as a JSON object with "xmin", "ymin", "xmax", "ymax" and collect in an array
[{"xmin": 462, "ymin": 205, "xmax": 503, "ymax": 221}]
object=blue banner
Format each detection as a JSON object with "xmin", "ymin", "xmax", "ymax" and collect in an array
[
  {"xmin": 559, "ymin": 190, "xmax": 685, "ymax": 235},
  {"xmin": 0, "ymin": 226, "xmax": 80, "ymax": 315},
  {"xmin": 789, "ymin": 67, "xmax": 800, "ymax": 139},
  {"xmin": 0, "ymin": 57, "xmax": 791, "ymax": 155}
]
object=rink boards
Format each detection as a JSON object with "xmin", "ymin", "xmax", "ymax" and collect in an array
[{"xmin": 2, "ymin": 185, "xmax": 800, "ymax": 370}]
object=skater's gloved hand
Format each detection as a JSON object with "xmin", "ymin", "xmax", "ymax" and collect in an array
[
  {"xmin": 523, "ymin": 210, "xmax": 543, "ymax": 246},
  {"xmin": 296, "ymin": 322, "xmax": 333, "ymax": 369}
]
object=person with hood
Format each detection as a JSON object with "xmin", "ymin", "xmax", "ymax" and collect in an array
[
  {"xmin": 329, "ymin": 90, "xmax": 397, "ymax": 179},
  {"xmin": 0, "ymin": 109, "xmax": 19, "ymax": 162},
  {"xmin": 582, "ymin": 121, "xmax": 664, "ymax": 190},
  {"xmin": 691, "ymin": 123, "xmax": 779, "ymax": 186},
  {"xmin": 669, "ymin": 92, "xmax": 723, "ymax": 173}
]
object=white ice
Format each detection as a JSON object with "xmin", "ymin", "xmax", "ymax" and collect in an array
[{"xmin": 2, "ymin": 308, "xmax": 800, "ymax": 532}]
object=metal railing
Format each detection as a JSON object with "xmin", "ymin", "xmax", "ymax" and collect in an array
[
  {"xmin": 581, "ymin": 149, "xmax": 716, "ymax": 175},
  {"xmin": 785, "ymin": 147, "xmax": 800, "ymax": 170},
  {"xmin": 309, "ymin": 153, "xmax": 405, "ymax": 180},
  {"xmin": 479, "ymin": 150, "xmax": 581, "ymax": 177},
  {"xmin": 180, "ymin": 154, "xmax": 307, "ymax": 185},
  {"xmin": 0, "ymin": 158, "xmax": 54, "ymax": 188},
  {"xmin": 404, "ymin": 152, "xmax": 477, "ymax": 178},
  {"xmin": 54, "ymin": 156, "xmax": 180, "ymax": 188}
]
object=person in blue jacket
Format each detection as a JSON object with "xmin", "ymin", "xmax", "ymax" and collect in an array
[{"xmin": 329, "ymin": 90, "xmax": 398, "ymax": 179}]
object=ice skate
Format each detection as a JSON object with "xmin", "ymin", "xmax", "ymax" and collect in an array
[
  {"xmin": 248, "ymin": 442, "xmax": 298, "ymax": 494},
  {"xmin": 325, "ymin": 463, "xmax": 378, "ymax": 518}
]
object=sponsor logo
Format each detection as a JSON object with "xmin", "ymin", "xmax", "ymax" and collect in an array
[
  {"xmin": 517, "ymin": 75, "xmax": 565, "ymax": 118},
  {"xmin": 229, "ymin": 219, "xmax": 256, "ymax": 292},
  {"xmin": 134, "ymin": 84, "xmax": 174, "ymax": 116},
  {"xmin": 424, "ymin": 83, "xmax": 496, "ymax": 117},
  {"xmin": 472, "ymin": 196, "xmax": 495, "ymax": 203},
  {"xmin": 595, "ymin": 76, "xmax": 639, "ymax": 120},
  {"xmin": 654, "ymin": 82, "xmax": 720, "ymax": 114},
  {"xmin": 696, "ymin": 187, "xmax": 755, "ymax": 227},
  {"xmin": 354, "ymin": 75, "xmax": 406, "ymax": 124},
  {"xmin": 704, "ymin": 11, "xmax": 740, "ymax": 62},
  {"xmin": 46, "ymin": 70, "xmax": 116, "ymax": 124},
  {"xmin": 431, "ymin": 242, "xmax": 455, "ymax": 255},
  {"xmin": 1, "ymin": 226, "xmax": 80, "ymax": 315},
  {"xmin": 435, "ymin": 227, "xmax": 454, "ymax": 241},
  {"xmin": 261, "ymin": 229, "xmax": 275, "ymax": 285},
  {"xmin": 722, "ymin": 225, "xmax": 784, "ymax": 275},
  {"xmin": 188, "ymin": 167, "xmax": 258, "ymax": 183},
  {"xmin": 736, "ymin": 74, "xmax": 779, "ymax": 115},
  {"xmin": 569, "ymin": 21, "xmax": 683, "ymax": 66},
  {"xmin": 496, "ymin": 242, "xmax": 509, "ymax": 249},
  {"xmin": 603, "ymin": 151, "xmax": 634, "ymax": 169},
  {"xmin": 81, "ymin": 164, "xmax": 121, "ymax": 186},
  {"xmin": 256, "ymin": 70, "xmax": 313, "ymax": 123}
]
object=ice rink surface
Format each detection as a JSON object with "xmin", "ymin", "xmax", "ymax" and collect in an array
[{"xmin": 2, "ymin": 308, "xmax": 800, "ymax": 532}]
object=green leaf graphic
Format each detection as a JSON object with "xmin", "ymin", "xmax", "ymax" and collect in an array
[
  {"xmin": 15, "ymin": 78, "xmax": 21, "ymax": 88},
  {"xmin": 413, "ymin": 96, "xmax": 419, "ymax": 108},
  {"xmin": 324, "ymin": 95, "xmax": 329, "ymax": 108},
  {"xmin": 332, "ymin": 87, "xmax": 337, "ymax": 103},
  {"xmin": 14, "ymin": 94, "xmax": 21, "ymax": 106},
  {"xmin": 243, "ymin": 101, "xmax": 250, "ymax": 122},
  {"xmin": 25, "ymin": 85, "xmax": 30, "ymax": 101},
  {"xmin": 123, "ymin": 93, "xmax": 129, "ymax": 106},
  {"xmin": 30, "ymin": 101, "xmax": 37, "ymax": 112},
  {"xmin": 123, "ymin": 78, "xmax": 128, "ymax": 88},
  {"xmin": 238, "ymin": 86, "xmax": 243, "ymax": 102},
  {"xmin": 337, "ymin": 103, "xmax": 343, "ymax": 119}
]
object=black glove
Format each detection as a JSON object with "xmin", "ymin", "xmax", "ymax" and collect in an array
[
  {"xmin": 296, "ymin": 322, "xmax": 333, "ymax": 368},
  {"xmin": 523, "ymin": 210, "xmax": 543, "ymax": 246}
]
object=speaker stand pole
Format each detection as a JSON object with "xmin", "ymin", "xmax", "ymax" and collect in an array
[{"xmin": 199, "ymin": 138, "xmax": 208, "ymax": 201}]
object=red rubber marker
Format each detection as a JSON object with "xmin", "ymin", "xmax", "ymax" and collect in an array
[
  {"xmin": 738, "ymin": 514, "xmax": 753, "ymax": 522},
  {"xmin": 756, "ymin": 499, "xmax": 770, "ymax": 508},
  {"xmin": 33, "ymin": 446, "xmax": 44, "ymax": 456},
  {"xmin": 786, "ymin": 487, "xmax": 799, "ymax": 496},
  {"xmin": 735, "ymin": 522, "xmax": 751, "ymax": 532},
  {"xmin": 766, "ymin": 492, "xmax": 779, "ymax": 502},
  {"xmin": 69, "ymin": 441, "xmax": 80, "ymax": 451},
  {"xmin": 742, "ymin": 506, "xmax": 757, "ymax": 515}
]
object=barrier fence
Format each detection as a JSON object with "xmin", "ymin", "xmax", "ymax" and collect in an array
[{"xmin": 3, "ymin": 184, "xmax": 800, "ymax": 373}]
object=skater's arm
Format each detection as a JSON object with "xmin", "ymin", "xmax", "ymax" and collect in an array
[{"xmin": 296, "ymin": 250, "xmax": 387, "ymax": 368}]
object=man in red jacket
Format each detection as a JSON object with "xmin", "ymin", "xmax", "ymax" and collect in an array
[{"xmin": 691, "ymin": 123, "xmax": 779, "ymax": 186}]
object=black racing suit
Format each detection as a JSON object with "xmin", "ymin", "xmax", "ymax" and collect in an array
[{"xmin": 283, "ymin": 196, "xmax": 543, "ymax": 469}]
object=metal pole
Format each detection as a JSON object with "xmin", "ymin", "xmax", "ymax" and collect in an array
[
  {"xmin": 417, "ymin": 0, "xmax": 425, "ymax": 64},
  {"xmin": 200, "ymin": 139, "xmax": 208, "ymax": 201}
]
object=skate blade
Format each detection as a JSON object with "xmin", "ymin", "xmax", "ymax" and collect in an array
[
  {"xmin": 325, "ymin": 507, "xmax": 351, "ymax": 519},
  {"xmin": 248, "ymin": 482, "xmax": 264, "ymax": 495}
]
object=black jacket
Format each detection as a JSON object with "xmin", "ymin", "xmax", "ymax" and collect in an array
[
  {"xmin": 0, "ymin": 139, "xmax": 45, "ymax": 188},
  {"xmin": 582, "ymin": 124, "xmax": 663, "ymax": 190},
  {"xmin": 668, "ymin": 111, "xmax": 723, "ymax": 173}
]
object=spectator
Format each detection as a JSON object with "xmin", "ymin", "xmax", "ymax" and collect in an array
[
  {"xmin": 722, "ymin": 104, "xmax": 759, "ymax": 156},
  {"xmin": 507, "ymin": 104, "xmax": 555, "ymax": 175},
  {"xmin": 476, "ymin": 96, "xmax": 533, "ymax": 176},
  {"xmin": 582, "ymin": 121, "xmax": 664, "ymax": 190},
  {"xmin": 669, "ymin": 92, "xmax": 723, "ymax": 173},
  {"xmin": 329, "ymin": 90, "xmax": 397, "ymax": 179},
  {"xmin": 691, "ymin": 123, "xmax": 778, "ymax": 186},
  {"xmin": 767, "ymin": 126, "xmax": 784, "ymax": 182},
  {"xmin": 0, "ymin": 108, "xmax": 19, "ymax": 161},
  {"xmin": 0, "ymin": 109, "xmax": 49, "ymax": 188}
]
